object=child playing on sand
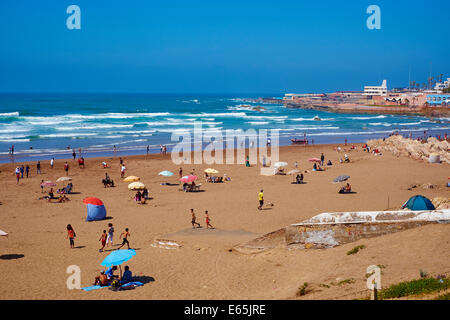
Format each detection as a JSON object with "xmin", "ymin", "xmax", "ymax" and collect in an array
[
  {"xmin": 106, "ymin": 223, "xmax": 114, "ymax": 247},
  {"xmin": 191, "ymin": 209, "xmax": 201, "ymax": 228},
  {"xmin": 66, "ymin": 224, "xmax": 76, "ymax": 249},
  {"xmin": 205, "ymin": 210, "xmax": 214, "ymax": 229},
  {"xmin": 117, "ymin": 228, "xmax": 130, "ymax": 249},
  {"xmin": 99, "ymin": 230, "xmax": 107, "ymax": 252}
]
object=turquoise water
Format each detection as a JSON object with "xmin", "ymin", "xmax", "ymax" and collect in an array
[{"xmin": 0, "ymin": 93, "xmax": 448, "ymax": 163}]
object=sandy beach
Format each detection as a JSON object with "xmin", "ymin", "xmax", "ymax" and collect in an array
[{"xmin": 0, "ymin": 143, "xmax": 449, "ymax": 299}]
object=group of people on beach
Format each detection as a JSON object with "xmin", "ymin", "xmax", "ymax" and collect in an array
[
  {"xmin": 190, "ymin": 209, "xmax": 214, "ymax": 229},
  {"xmin": 66, "ymin": 222, "xmax": 131, "ymax": 252}
]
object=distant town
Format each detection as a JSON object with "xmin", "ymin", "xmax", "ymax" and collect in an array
[{"xmin": 257, "ymin": 76, "xmax": 450, "ymax": 116}]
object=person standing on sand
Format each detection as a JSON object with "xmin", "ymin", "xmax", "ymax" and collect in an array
[
  {"xmin": 64, "ymin": 161, "xmax": 69, "ymax": 176},
  {"xmin": 146, "ymin": 145, "xmax": 149, "ymax": 155},
  {"xmin": 50, "ymin": 158, "xmax": 54, "ymax": 169},
  {"xmin": 205, "ymin": 210, "xmax": 214, "ymax": 229},
  {"xmin": 258, "ymin": 189, "xmax": 264, "ymax": 210},
  {"xmin": 67, "ymin": 224, "xmax": 76, "ymax": 249},
  {"xmin": 25, "ymin": 165, "xmax": 30, "ymax": 178},
  {"xmin": 15, "ymin": 167, "xmax": 20, "ymax": 184},
  {"xmin": 179, "ymin": 167, "xmax": 183, "ymax": 178},
  {"xmin": 106, "ymin": 223, "xmax": 114, "ymax": 247},
  {"xmin": 20, "ymin": 165, "xmax": 24, "ymax": 178},
  {"xmin": 320, "ymin": 153, "xmax": 325, "ymax": 166},
  {"xmin": 117, "ymin": 228, "xmax": 130, "ymax": 249},
  {"xmin": 120, "ymin": 164, "xmax": 126, "ymax": 178},
  {"xmin": 72, "ymin": 150, "xmax": 76, "ymax": 160},
  {"xmin": 99, "ymin": 230, "xmax": 107, "ymax": 252},
  {"xmin": 191, "ymin": 209, "xmax": 201, "ymax": 228},
  {"xmin": 36, "ymin": 161, "xmax": 41, "ymax": 174}
]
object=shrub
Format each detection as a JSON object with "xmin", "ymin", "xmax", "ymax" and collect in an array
[
  {"xmin": 378, "ymin": 277, "xmax": 450, "ymax": 299},
  {"xmin": 297, "ymin": 282, "xmax": 309, "ymax": 296},
  {"xmin": 347, "ymin": 245, "xmax": 366, "ymax": 255}
]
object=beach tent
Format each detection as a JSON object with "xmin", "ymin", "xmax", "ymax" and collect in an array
[
  {"xmin": 428, "ymin": 153, "xmax": 440, "ymax": 164},
  {"xmin": 402, "ymin": 195, "xmax": 435, "ymax": 211},
  {"xmin": 83, "ymin": 197, "xmax": 107, "ymax": 221}
]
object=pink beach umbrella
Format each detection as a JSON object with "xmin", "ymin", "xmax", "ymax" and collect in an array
[
  {"xmin": 40, "ymin": 181, "xmax": 56, "ymax": 187},
  {"xmin": 179, "ymin": 175, "xmax": 198, "ymax": 183},
  {"xmin": 308, "ymin": 158, "xmax": 321, "ymax": 163}
]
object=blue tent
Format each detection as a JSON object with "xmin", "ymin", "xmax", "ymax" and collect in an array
[
  {"xmin": 84, "ymin": 197, "xmax": 107, "ymax": 221},
  {"xmin": 402, "ymin": 195, "xmax": 435, "ymax": 211}
]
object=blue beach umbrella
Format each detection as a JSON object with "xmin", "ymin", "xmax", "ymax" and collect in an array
[
  {"xmin": 158, "ymin": 170, "xmax": 174, "ymax": 177},
  {"xmin": 101, "ymin": 249, "xmax": 136, "ymax": 267}
]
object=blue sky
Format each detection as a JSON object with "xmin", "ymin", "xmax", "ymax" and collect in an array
[{"xmin": 0, "ymin": 0, "xmax": 448, "ymax": 94}]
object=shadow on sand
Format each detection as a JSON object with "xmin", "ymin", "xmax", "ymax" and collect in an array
[{"xmin": 0, "ymin": 254, "xmax": 24, "ymax": 260}]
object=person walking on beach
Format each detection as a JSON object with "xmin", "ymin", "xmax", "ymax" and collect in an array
[
  {"xmin": 106, "ymin": 223, "xmax": 114, "ymax": 247},
  {"xmin": 67, "ymin": 224, "xmax": 76, "ymax": 249},
  {"xmin": 72, "ymin": 150, "xmax": 76, "ymax": 160},
  {"xmin": 205, "ymin": 210, "xmax": 214, "ymax": 229},
  {"xmin": 191, "ymin": 209, "xmax": 201, "ymax": 228},
  {"xmin": 15, "ymin": 167, "xmax": 20, "ymax": 184},
  {"xmin": 36, "ymin": 161, "xmax": 41, "ymax": 174},
  {"xmin": 320, "ymin": 153, "xmax": 325, "ymax": 166},
  {"xmin": 20, "ymin": 165, "xmax": 24, "ymax": 178},
  {"xmin": 64, "ymin": 161, "xmax": 69, "ymax": 176},
  {"xmin": 50, "ymin": 158, "xmax": 54, "ymax": 169},
  {"xmin": 258, "ymin": 189, "xmax": 264, "ymax": 210},
  {"xmin": 117, "ymin": 228, "xmax": 130, "ymax": 249},
  {"xmin": 146, "ymin": 145, "xmax": 149, "ymax": 155},
  {"xmin": 294, "ymin": 161, "xmax": 298, "ymax": 169},
  {"xmin": 120, "ymin": 164, "xmax": 126, "ymax": 178},
  {"xmin": 179, "ymin": 167, "xmax": 183, "ymax": 178},
  {"xmin": 99, "ymin": 230, "xmax": 107, "ymax": 252},
  {"xmin": 25, "ymin": 165, "xmax": 30, "ymax": 178}
]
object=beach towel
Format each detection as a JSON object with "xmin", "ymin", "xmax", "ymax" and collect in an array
[
  {"xmin": 82, "ymin": 284, "xmax": 110, "ymax": 291},
  {"xmin": 121, "ymin": 281, "xmax": 144, "ymax": 288}
]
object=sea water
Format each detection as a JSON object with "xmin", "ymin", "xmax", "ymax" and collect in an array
[{"xmin": 0, "ymin": 93, "xmax": 448, "ymax": 163}]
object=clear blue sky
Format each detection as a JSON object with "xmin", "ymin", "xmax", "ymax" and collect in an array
[{"xmin": 0, "ymin": 0, "xmax": 448, "ymax": 94}]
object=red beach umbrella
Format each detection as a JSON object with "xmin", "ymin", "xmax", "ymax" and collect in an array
[
  {"xmin": 83, "ymin": 197, "xmax": 104, "ymax": 206},
  {"xmin": 179, "ymin": 175, "xmax": 198, "ymax": 183}
]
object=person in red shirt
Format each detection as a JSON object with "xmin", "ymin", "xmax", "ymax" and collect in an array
[
  {"xmin": 99, "ymin": 230, "xmax": 107, "ymax": 252},
  {"xmin": 205, "ymin": 210, "xmax": 214, "ymax": 229},
  {"xmin": 66, "ymin": 224, "xmax": 76, "ymax": 248},
  {"xmin": 64, "ymin": 162, "xmax": 69, "ymax": 176}
]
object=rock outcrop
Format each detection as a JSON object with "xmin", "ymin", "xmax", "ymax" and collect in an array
[{"xmin": 367, "ymin": 136, "xmax": 450, "ymax": 164}]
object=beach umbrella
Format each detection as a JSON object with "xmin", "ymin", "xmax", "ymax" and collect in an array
[
  {"xmin": 83, "ymin": 197, "xmax": 107, "ymax": 221},
  {"xmin": 274, "ymin": 161, "xmax": 288, "ymax": 168},
  {"xmin": 83, "ymin": 197, "xmax": 104, "ymax": 206},
  {"xmin": 101, "ymin": 249, "xmax": 136, "ymax": 267},
  {"xmin": 123, "ymin": 176, "xmax": 140, "ymax": 182},
  {"xmin": 204, "ymin": 168, "xmax": 219, "ymax": 174},
  {"xmin": 128, "ymin": 182, "xmax": 145, "ymax": 190},
  {"xmin": 309, "ymin": 158, "xmax": 321, "ymax": 163},
  {"xmin": 40, "ymin": 181, "xmax": 56, "ymax": 187},
  {"xmin": 333, "ymin": 175, "xmax": 350, "ymax": 183},
  {"xmin": 56, "ymin": 177, "xmax": 72, "ymax": 182},
  {"xmin": 0, "ymin": 229, "xmax": 8, "ymax": 237},
  {"xmin": 158, "ymin": 170, "xmax": 174, "ymax": 177},
  {"xmin": 179, "ymin": 175, "xmax": 197, "ymax": 183},
  {"xmin": 287, "ymin": 169, "xmax": 301, "ymax": 175}
]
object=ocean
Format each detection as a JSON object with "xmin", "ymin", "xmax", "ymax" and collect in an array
[{"xmin": 0, "ymin": 93, "xmax": 448, "ymax": 163}]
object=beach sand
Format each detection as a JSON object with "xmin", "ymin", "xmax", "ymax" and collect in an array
[{"xmin": 0, "ymin": 143, "xmax": 449, "ymax": 299}]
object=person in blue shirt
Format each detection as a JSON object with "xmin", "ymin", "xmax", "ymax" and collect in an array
[
  {"xmin": 121, "ymin": 265, "xmax": 132, "ymax": 284},
  {"xmin": 105, "ymin": 266, "xmax": 118, "ymax": 280}
]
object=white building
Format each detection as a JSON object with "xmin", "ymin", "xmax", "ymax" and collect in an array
[
  {"xmin": 364, "ymin": 80, "xmax": 387, "ymax": 96},
  {"xmin": 434, "ymin": 78, "xmax": 450, "ymax": 92}
]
